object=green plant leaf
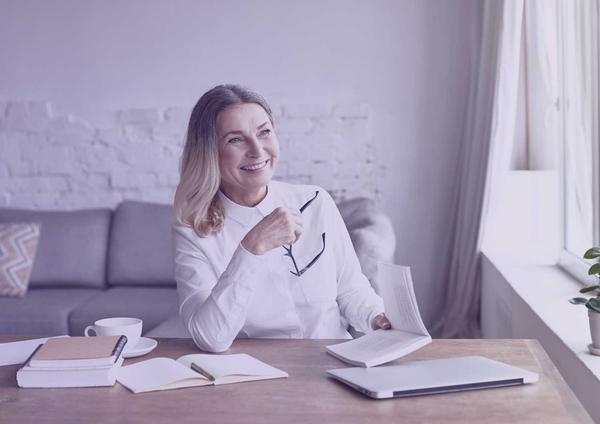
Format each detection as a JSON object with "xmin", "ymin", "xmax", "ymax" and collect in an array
[
  {"xmin": 588, "ymin": 298, "xmax": 600, "ymax": 313},
  {"xmin": 589, "ymin": 264, "xmax": 600, "ymax": 276},
  {"xmin": 569, "ymin": 297, "xmax": 588, "ymax": 305},
  {"xmin": 584, "ymin": 247, "xmax": 600, "ymax": 259},
  {"xmin": 580, "ymin": 285, "xmax": 600, "ymax": 293},
  {"xmin": 585, "ymin": 303, "xmax": 600, "ymax": 313}
]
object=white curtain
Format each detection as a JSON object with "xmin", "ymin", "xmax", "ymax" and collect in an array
[{"xmin": 433, "ymin": 0, "xmax": 524, "ymax": 338}]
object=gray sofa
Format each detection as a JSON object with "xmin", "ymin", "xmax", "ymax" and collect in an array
[{"xmin": 0, "ymin": 198, "xmax": 395, "ymax": 338}]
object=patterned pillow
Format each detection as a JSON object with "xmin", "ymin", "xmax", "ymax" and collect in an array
[{"xmin": 0, "ymin": 223, "xmax": 41, "ymax": 297}]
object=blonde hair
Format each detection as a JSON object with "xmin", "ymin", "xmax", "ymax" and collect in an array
[{"xmin": 174, "ymin": 84, "xmax": 274, "ymax": 237}]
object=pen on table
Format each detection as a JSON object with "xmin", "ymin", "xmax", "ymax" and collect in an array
[{"xmin": 191, "ymin": 363, "xmax": 215, "ymax": 381}]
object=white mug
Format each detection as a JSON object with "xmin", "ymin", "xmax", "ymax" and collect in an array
[{"xmin": 84, "ymin": 317, "xmax": 142, "ymax": 353}]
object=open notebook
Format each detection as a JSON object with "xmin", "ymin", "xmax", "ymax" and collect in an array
[
  {"xmin": 117, "ymin": 353, "xmax": 288, "ymax": 394},
  {"xmin": 326, "ymin": 263, "xmax": 431, "ymax": 367}
]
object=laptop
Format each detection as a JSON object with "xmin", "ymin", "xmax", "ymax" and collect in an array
[{"xmin": 327, "ymin": 356, "xmax": 539, "ymax": 399}]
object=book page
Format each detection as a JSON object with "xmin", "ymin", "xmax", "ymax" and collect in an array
[
  {"xmin": 329, "ymin": 330, "xmax": 427, "ymax": 363},
  {"xmin": 117, "ymin": 357, "xmax": 211, "ymax": 394},
  {"xmin": 177, "ymin": 353, "xmax": 288, "ymax": 380},
  {"xmin": 377, "ymin": 263, "xmax": 429, "ymax": 336},
  {"xmin": 326, "ymin": 263, "xmax": 431, "ymax": 367}
]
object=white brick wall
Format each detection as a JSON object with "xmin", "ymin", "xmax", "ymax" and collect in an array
[{"xmin": 0, "ymin": 99, "xmax": 383, "ymax": 210}]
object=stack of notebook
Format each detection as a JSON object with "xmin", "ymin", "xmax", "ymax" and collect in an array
[{"xmin": 17, "ymin": 335, "xmax": 127, "ymax": 388}]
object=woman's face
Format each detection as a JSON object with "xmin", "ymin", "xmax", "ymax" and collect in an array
[{"xmin": 216, "ymin": 102, "xmax": 279, "ymax": 205}]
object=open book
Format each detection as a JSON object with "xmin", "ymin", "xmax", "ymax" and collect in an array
[
  {"xmin": 326, "ymin": 263, "xmax": 431, "ymax": 367},
  {"xmin": 117, "ymin": 353, "xmax": 288, "ymax": 394}
]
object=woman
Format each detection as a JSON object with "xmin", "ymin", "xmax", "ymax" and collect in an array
[{"xmin": 173, "ymin": 84, "xmax": 391, "ymax": 353}]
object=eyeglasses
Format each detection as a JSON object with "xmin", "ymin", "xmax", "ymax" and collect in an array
[{"xmin": 282, "ymin": 191, "xmax": 326, "ymax": 277}]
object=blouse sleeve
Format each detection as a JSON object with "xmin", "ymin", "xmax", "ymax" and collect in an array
[
  {"xmin": 172, "ymin": 224, "xmax": 268, "ymax": 353},
  {"xmin": 323, "ymin": 192, "xmax": 385, "ymax": 333}
]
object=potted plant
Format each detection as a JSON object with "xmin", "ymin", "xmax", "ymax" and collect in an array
[{"xmin": 569, "ymin": 247, "xmax": 600, "ymax": 351}]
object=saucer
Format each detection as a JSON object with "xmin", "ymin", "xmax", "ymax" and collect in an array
[
  {"xmin": 588, "ymin": 344, "xmax": 600, "ymax": 356},
  {"xmin": 123, "ymin": 337, "xmax": 158, "ymax": 359}
]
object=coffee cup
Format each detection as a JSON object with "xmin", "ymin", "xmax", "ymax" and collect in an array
[{"xmin": 84, "ymin": 317, "xmax": 142, "ymax": 353}]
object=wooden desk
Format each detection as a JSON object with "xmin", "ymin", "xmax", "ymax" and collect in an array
[{"xmin": 0, "ymin": 337, "xmax": 593, "ymax": 423}]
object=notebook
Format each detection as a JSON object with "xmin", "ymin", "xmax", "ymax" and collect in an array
[
  {"xmin": 117, "ymin": 353, "xmax": 288, "ymax": 394},
  {"xmin": 29, "ymin": 336, "xmax": 128, "ymax": 368},
  {"xmin": 327, "ymin": 356, "xmax": 539, "ymax": 399},
  {"xmin": 17, "ymin": 344, "xmax": 125, "ymax": 388},
  {"xmin": 326, "ymin": 263, "xmax": 431, "ymax": 367}
]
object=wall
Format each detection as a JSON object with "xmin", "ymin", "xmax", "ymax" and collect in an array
[
  {"xmin": 0, "ymin": 100, "xmax": 377, "ymax": 208},
  {"xmin": 0, "ymin": 0, "xmax": 480, "ymax": 329}
]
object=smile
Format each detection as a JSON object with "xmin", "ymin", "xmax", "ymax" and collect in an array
[{"xmin": 240, "ymin": 159, "xmax": 269, "ymax": 171}]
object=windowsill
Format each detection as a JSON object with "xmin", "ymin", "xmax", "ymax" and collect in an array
[
  {"xmin": 482, "ymin": 251, "xmax": 600, "ymax": 419},
  {"xmin": 483, "ymin": 251, "xmax": 600, "ymax": 376}
]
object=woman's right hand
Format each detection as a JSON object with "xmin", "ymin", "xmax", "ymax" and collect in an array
[{"xmin": 241, "ymin": 207, "xmax": 303, "ymax": 255}]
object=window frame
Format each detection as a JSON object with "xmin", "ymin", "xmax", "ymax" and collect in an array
[{"xmin": 557, "ymin": 0, "xmax": 600, "ymax": 286}]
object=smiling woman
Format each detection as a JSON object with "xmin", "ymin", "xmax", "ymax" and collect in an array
[
  {"xmin": 172, "ymin": 84, "xmax": 391, "ymax": 353},
  {"xmin": 217, "ymin": 103, "xmax": 280, "ymax": 208},
  {"xmin": 174, "ymin": 85, "xmax": 277, "ymax": 237}
]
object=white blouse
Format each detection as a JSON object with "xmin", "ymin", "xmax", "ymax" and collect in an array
[{"xmin": 173, "ymin": 180, "xmax": 385, "ymax": 352}]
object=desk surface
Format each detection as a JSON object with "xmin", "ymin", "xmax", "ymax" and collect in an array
[{"xmin": 0, "ymin": 337, "xmax": 593, "ymax": 424}]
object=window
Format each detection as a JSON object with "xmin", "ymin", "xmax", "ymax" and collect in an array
[
  {"xmin": 557, "ymin": 0, "xmax": 599, "ymax": 283},
  {"xmin": 510, "ymin": 0, "xmax": 599, "ymax": 282}
]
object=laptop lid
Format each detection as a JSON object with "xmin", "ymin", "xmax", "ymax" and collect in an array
[{"xmin": 327, "ymin": 355, "xmax": 539, "ymax": 399}]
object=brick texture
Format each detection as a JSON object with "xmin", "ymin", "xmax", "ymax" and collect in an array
[{"xmin": 0, "ymin": 100, "xmax": 383, "ymax": 209}]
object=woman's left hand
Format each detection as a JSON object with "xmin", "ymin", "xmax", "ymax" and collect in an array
[{"xmin": 371, "ymin": 313, "xmax": 392, "ymax": 330}]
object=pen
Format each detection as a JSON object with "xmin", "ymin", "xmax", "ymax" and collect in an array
[{"xmin": 191, "ymin": 363, "xmax": 215, "ymax": 381}]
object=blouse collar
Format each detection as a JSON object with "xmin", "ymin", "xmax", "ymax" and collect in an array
[{"xmin": 218, "ymin": 183, "xmax": 279, "ymax": 227}]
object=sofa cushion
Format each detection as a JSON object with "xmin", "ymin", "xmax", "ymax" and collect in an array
[
  {"xmin": 0, "ymin": 223, "xmax": 41, "ymax": 297},
  {"xmin": 337, "ymin": 198, "xmax": 396, "ymax": 286},
  {"xmin": 0, "ymin": 207, "xmax": 111, "ymax": 288},
  {"xmin": 69, "ymin": 287, "xmax": 179, "ymax": 336},
  {"xmin": 108, "ymin": 201, "xmax": 176, "ymax": 287},
  {"xmin": 0, "ymin": 288, "xmax": 101, "ymax": 336}
]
